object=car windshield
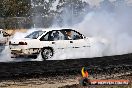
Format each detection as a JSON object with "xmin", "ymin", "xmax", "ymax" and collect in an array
[{"xmin": 25, "ymin": 31, "xmax": 45, "ymax": 39}]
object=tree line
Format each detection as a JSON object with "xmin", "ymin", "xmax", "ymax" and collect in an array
[{"xmin": 0, "ymin": 0, "xmax": 131, "ymax": 29}]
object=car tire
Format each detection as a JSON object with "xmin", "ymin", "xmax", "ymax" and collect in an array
[{"xmin": 41, "ymin": 48, "xmax": 53, "ymax": 60}]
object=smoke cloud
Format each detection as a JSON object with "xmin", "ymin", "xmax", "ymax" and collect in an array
[
  {"xmin": 52, "ymin": 0, "xmax": 132, "ymax": 57},
  {"xmin": 76, "ymin": 11, "xmax": 132, "ymax": 56}
]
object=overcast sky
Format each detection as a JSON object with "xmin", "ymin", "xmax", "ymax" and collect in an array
[{"xmin": 87, "ymin": 0, "xmax": 132, "ymax": 6}]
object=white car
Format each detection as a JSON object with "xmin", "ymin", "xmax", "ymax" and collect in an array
[
  {"xmin": 0, "ymin": 29, "xmax": 10, "ymax": 44},
  {"xmin": 0, "ymin": 29, "xmax": 10, "ymax": 52},
  {"xmin": 9, "ymin": 28, "xmax": 91, "ymax": 60}
]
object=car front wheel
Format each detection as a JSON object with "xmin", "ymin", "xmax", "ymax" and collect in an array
[{"xmin": 41, "ymin": 48, "xmax": 53, "ymax": 60}]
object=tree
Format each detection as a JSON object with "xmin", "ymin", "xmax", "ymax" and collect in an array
[
  {"xmin": 0, "ymin": 0, "xmax": 30, "ymax": 17},
  {"xmin": 54, "ymin": 0, "xmax": 90, "ymax": 26}
]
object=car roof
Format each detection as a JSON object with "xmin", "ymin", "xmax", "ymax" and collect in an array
[{"xmin": 30, "ymin": 28, "xmax": 74, "ymax": 32}]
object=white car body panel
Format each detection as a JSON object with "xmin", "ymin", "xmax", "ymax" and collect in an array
[{"xmin": 0, "ymin": 29, "xmax": 10, "ymax": 44}]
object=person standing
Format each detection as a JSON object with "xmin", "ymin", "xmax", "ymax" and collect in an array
[{"xmin": 80, "ymin": 67, "xmax": 91, "ymax": 86}]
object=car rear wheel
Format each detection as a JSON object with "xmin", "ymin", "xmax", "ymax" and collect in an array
[{"xmin": 41, "ymin": 48, "xmax": 53, "ymax": 60}]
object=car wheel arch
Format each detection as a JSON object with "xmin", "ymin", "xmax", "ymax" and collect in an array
[
  {"xmin": 41, "ymin": 47, "xmax": 54, "ymax": 52},
  {"xmin": 41, "ymin": 47, "xmax": 54, "ymax": 60}
]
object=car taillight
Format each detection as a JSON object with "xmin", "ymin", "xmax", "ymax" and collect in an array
[
  {"xmin": 19, "ymin": 42, "xmax": 27, "ymax": 45},
  {"xmin": 9, "ymin": 41, "xmax": 11, "ymax": 45}
]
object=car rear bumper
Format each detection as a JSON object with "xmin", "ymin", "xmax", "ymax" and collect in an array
[{"xmin": 10, "ymin": 49, "xmax": 40, "ymax": 56}]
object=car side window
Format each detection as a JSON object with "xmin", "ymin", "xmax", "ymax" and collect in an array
[
  {"xmin": 40, "ymin": 31, "xmax": 66, "ymax": 41},
  {"xmin": 59, "ymin": 30, "xmax": 83, "ymax": 40},
  {"xmin": 40, "ymin": 33, "xmax": 50, "ymax": 41},
  {"xmin": 61, "ymin": 30, "xmax": 73, "ymax": 40},
  {"xmin": 59, "ymin": 31, "xmax": 65, "ymax": 40},
  {"xmin": 72, "ymin": 31, "xmax": 83, "ymax": 40},
  {"xmin": 50, "ymin": 31, "xmax": 65, "ymax": 41}
]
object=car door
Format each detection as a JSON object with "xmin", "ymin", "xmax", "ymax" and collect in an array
[
  {"xmin": 39, "ymin": 30, "xmax": 70, "ymax": 53},
  {"xmin": 49, "ymin": 30, "xmax": 68, "ymax": 51},
  {"xmin": 69, "ymin": 30, "xmax": 90, "ymax": 53}
]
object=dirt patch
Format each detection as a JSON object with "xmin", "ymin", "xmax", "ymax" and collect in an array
[
  {"xmin": 0, "ymin": 73, "xmax": 131, "ymax": 88},
  {"xmin": 0, "ymin": 75, "xmax": 78, "ymax": 88},
  {"xmin": 60, "ymin": 74, "xmax": 132, "ymax": 88}
]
